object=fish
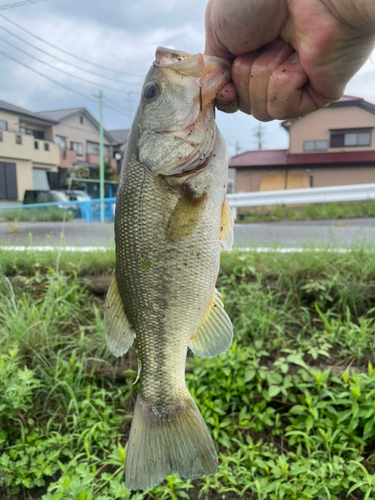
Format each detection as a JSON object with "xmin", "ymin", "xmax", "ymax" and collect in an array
[{"xmin": 104, "ymin": 46, "xmax": 234, "ymax": 491}]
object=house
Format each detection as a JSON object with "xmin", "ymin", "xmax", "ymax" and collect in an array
[
  {"xmin": 36, "ymin": 107, "xmax": 117, "ymax": 175},
  {"xmin": 230, "ymin": 96, "xmax": 375, "ymax": 193},
  {"xmin": 108, "ymin": 128, "xmax": 129, "ymax": 173},
  {"xmin": 0, "ymin": 100, "xmax": 60, "ymax": 202}
]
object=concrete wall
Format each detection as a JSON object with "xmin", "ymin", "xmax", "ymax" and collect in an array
[
  {"xmin": 235, "ymin": 165, "xmax": 375, "ymax": 193},
  {"xmin": 0, "ymin": 110, "xmax": 18, "ymax": 132},
  {"xmin": 289, "ymin": 106, "xmax": 375, "ymax": 154},
  {"xmin": 16, "ymin": 159, "xmax": 33, "ymax": 201},
  {"xmin": 0, "ymin": 130, "xmax": 59, "ymax": 166}
]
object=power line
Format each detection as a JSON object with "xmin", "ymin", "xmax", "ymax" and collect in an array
[
  {"xmin": 0, "ymin": 12, "xmax": 143, "ymax": 78},
  {"xmin": 105, "ymin": 94, "xmax": 138, "ymax": 119},
  {"xmin": 0, "ymin": 0, "xmax": 46, "ymax": 10},
  {"xmin": 0, "ymin": 34, "xmax": 140, "ymax": 95},
  {"xmin": 0, "ymin": 48, "xmax": 130, "ymax": 117},
  {"xmin": 0, "ymin": 22, "xmax": 142, "ymax": 86}
]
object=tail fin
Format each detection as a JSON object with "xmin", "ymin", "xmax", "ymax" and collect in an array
[{"xmin": 125, "ymin": 394, "xmax": 217, "ymax": 490}]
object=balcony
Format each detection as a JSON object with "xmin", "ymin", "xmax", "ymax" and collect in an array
[
  {"xmin": 59, "ymin": 149, "xmax": 77, "ymax": 168},
  {"xmin": 0, "ymin": 130, "xmax": 59, "ymax": 167},
  {"xmin": 86, "ymin": 154, "xmax": 117, "ymax": 171}
]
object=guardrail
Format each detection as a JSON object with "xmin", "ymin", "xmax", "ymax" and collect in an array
[
  {"xmin": 0, "ymin": 197, "xmax": 116, "ymax": 222},
  {"xmin": 227, "ymin": 183, "xmax": 375, "ymax": 220}
]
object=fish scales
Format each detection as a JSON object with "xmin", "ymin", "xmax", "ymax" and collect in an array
[
  {"xmin": 116, "ymin": 129, "xmax": 226, "ymax": 404},
  {"xmin": 104, "ymin": 46, "xmax": 234, "ymax": 490}
]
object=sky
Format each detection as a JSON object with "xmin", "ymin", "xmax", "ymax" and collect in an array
[{"xmin": 0, "ymin": 0, "xmax": 374, "ymax": 158}]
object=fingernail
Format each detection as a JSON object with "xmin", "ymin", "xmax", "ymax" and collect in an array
[
  {"xmin": 290, "ymin": 52, "xmax": 300, "ymax": 64},
  {"xmin": 268, "ymin": 38, "xmax": 285, "ymax": 51}
]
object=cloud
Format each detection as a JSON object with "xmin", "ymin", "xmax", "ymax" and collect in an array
[{"xmin": 0, "ymin": 1, "xmax": 374, "ymax": 140}]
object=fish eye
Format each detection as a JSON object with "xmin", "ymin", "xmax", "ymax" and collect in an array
[{"xmin": 143, "ymin": 82, "xmax": 160, "ymax": 100}]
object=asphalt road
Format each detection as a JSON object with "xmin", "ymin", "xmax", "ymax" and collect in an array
[{"xmin": 1, "ymin": 218, "xmax": 375, "ymax": 248}]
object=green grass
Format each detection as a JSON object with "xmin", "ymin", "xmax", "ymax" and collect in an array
[
  {"xmin": 238, "ymin": 199, "xmax": 375, "ymax": 223},
  {"xmin": 1, "ymin": 249, "xmax": 375, "ymax": 499},
  {"xmin": 0, "ymin": 206, "xmax": 74, "ymax": 222},
  {"xmin": 0, "ymin": 247, "xmax": 115, "ymax": 276}
]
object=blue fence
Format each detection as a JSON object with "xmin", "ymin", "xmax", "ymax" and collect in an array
[{"xmin": 0, "ymin": 198, "xmax": 116, "ymax": 222}]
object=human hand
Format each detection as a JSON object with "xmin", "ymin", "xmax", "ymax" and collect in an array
[{"xmin": 205, "ymin": 0, "xmax": 375, "ymax": 120}]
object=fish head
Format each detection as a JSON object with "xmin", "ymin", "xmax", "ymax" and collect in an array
[{"xmin": 137, "ymin": 46, "xmax": 231, "ymax": 176}]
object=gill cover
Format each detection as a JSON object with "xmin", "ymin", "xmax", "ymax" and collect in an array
[{"xmin": 137, "ymin": 47, "xmax": 231, "ymax": 177}]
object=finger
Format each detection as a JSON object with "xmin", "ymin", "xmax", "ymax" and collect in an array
[
  {"xmin": 215, "ymin": 83, "xmax": 237, "ymax": 103},
  {"xmin": 215, "ymin": 101, "xmax": 238, "ymax": 114},
  {"xmin": 266, "ymin": 53, "xmax": 336, "ymax": 119},
  {"xmin": 231, "ymin": 51, "xmax": 262, "ymax": 115},
  {"xmin": 249, "ymin": 39, "xmax": 295, "ymax": 121},
  {"xmin": 215, "ymin": 83, "xmax": 238, "ymax": 114},
  {"xmin": 204, "ymin": 0, "xmax": 233, "ymax": 59},
  {"xmin": 204, "ymin": 0, "xmax": 288, "ymax": 57}
]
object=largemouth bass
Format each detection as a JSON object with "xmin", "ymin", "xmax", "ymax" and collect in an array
[{"xmin": 104, "ymin": 46, "xmax": 234, "ymax": 491}]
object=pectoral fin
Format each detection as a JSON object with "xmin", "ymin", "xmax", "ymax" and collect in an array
[
  {"xmin": 166, "ymin": 191, "xmax": 205, "ymax": 241},
  {"xmin": 189, "ymin": 289, "xmax": 233, "ymax": 358},
  {"xmin": 220, "ymin": 198, "xmax": 234, "ymax": 250},
  {"xmin": 104, "ymin": 273, "xmax": 135, "ymax": 357}
]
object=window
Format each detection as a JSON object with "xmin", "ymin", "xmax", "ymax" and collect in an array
[
  {"xmin": 331, "ymin": 131, "xmax": 371, "ymax": 148},
  {"xmin": 227, "ymin": 180, "xmax": 235, "ymax": 194},
  {"xmin": 87, "ymin": 141, "xmax": 100, "ymax": 155},
  {"xmin": 358, "ymin": 133, "xmax": 371, "ymax": 146},
  {"xmin": 44, "ymin": 143, "xmax": 49, "ymax": 151},
  {"xmin": 19, "ymin": 127, "xmax": 45, "ymax": 140},
  {"xmin": 316, "ymin": 141, "xmax": 328, "ymax": 150},
  {"xmin": 16, "ymin": 135, "xmax": 22, "ymax": 145},
  {"xmin": 87, "ymin": 142, "xmax": 111, "ymax": 157},
  {"xmin": 0, "ymin": 132, "xmax": 2, "ymax": 141},
  {"xmin": 20, "ymin": 127, "xmax": 33, "ymax": 135},
  {"xmin": 0, "ymin": 119, "xmax": 7, "ymax": 131},
  {"xmin": 54, "ymin": 135, "xmax": 66, "ymax": 149},
  {"xmin": 71, "ymin": 141, "xmax": 83, "ymax": 155},
  {"xmin": 303, "ymin": 140, "xmax": 328, "ymax": 151},
  {"xmin": 80, "ymin": 116, "xmax": 84, "ymax": 124},
  {"xmin": 34, "ymin": 130, "xmax": 45, "ymax": 140},
  {"xmin": 34, "ymin": 141, "xmax": 39, "ymax": 149}
]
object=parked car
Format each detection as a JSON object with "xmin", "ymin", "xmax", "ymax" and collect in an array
[
  {"xmin": 65, "ymin": 190, "xmax": 91, "ymax": 202},
  {"xmin": 65, "ymin": 190, "xmax": 100, "ymax": 214},
  {"xmin": 23, "ymin": 190, "xmax": 77, "ymax": 212}
]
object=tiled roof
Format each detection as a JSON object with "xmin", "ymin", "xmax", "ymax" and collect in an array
[
  {"xmin": 230, "ymin": 149, "xmax": 375, "ymax": 168},
  {"xmin": 0, "ymin": 99, "xmax": 57, "ymax": 124},
  {"xmin": 35, "ymin": 108, "xmax": 85, "ymax": 121},
  {"xmin": 229, "ymin": 149, "xmax": 287, "ymax": 167},
  {"xmin": 287, "ymin": 151, "xmax": 375, "ymax": 165},
  {"xmin": 108, "ymin": 129, "xmax": 129, "ymax": 145}
]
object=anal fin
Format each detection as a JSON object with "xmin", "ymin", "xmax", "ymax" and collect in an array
[
  {"xmin": 220, "ymin": 197, "xmax": 234, "ymax": 250},
  {"xmin": 104, "ymin": 273, "xmax": 135, "ymax": 357},
  {"xmin": 189, "ymin": 289, "xmax": 233, "ymax": 358}
]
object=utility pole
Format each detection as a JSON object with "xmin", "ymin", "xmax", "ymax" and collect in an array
[
  {"xmin": 99, "ymin": 91, "xmax": 104, "ymax": 222},
  {"xmin": 235, "ymin": 141, "xmax": 240, "ymax": 155},
  {"xmin": 253, "ymin": 123, "xmax": 265, "ymax": 150},
  {"xmin": 93, "ymin": 91, "xmax": 104, "ymax": 222}
]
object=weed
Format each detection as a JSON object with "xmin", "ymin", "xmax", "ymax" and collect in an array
[{"xmin": 1, "ymin": 250, "xmax": 375, "ymax": 499}]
